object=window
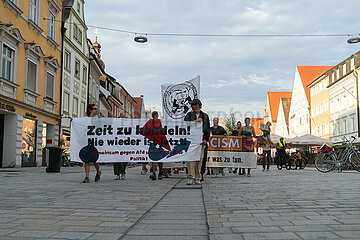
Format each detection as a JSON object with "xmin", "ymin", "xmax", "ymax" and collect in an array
[
  {"xmin": 1, "ymin": 45, "xmax": 14, "ymax": 81},
  {"xmin": 78, "ymin": 29, "xmax": 82, "ymax": 43},
  {"xmin": 64, "ymin": 51, "xmax": 70, "ymax": 70},
  {"xmin": 325, "ymin": 122, "xmax": 329, "ymax": 135},
  {"xmin": 73, "ymin": 24, "xmax": 82, "ymax": 44},
  {"xmin": 48, "ymin": 11, "xmax": 56, "ymax": 40},
  {"xmin": 336, "ymin": 69, "xmax": 340, "ymax": 80},
  {"xmin": 63, "ymin": 92, "xmax": 70, "ymax": 113},
  {"xmin": 80, "ymin": 102, "xmax": 85, "ymax": 117},
  {"xmin": 343, "ymin": 118, "xmax": 347, "ymax": 134},
  {"xmin": 75, "ymin": 59, "xmax": 80, "ymax": 77},
  {"xmin": 77, "ymin": 2, "xmax": 80, "ymax": 14},
  {"xmin": 351, "ymin": 58, "xmax": 355, "ymax": 70},
  {"xmin": 45, "ymin": 72, "xmax": 54, "ymax": 99},
  {"xmin": 73, "ymin": 97, "xmax": 78, "ymax": 116},
  {"xmin": 26, "ymin": 60, "xmax": 37, "ymax": 92},
  {"xmin": 82, "ymin": 66, "xmax": 87, "ymax": 83},
  {"xmin": 73, "ymin": 24, "xmax": 78, "ymax": 40},
  {"xmin": 351, "ymin": 116, "xmax": 356, "ymax": 132},
  {"xmin": 325, "ymin": 100, "xmax": 329, "ymax": 112},
  {"xmin": 29, "ymin": 0, "xmax": 39, "ymax": 23},
  {"xmin": 343, "ymin": 63, "xmax": 347, "ymax": 76}
]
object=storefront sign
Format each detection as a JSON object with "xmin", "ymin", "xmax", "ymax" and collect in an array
[
  {"xmin": 25, "ymin": 113, "xmax": 37, "ymax": 119},
  {"xmin": 0, "ymin": 102, "xmax": 15, "ymax": 112}
]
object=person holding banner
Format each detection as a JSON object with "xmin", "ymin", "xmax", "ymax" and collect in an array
[
  {"xmin": 209, "ymin": 117, "xmax": 226, "ymax": 178},
  {"xmin": 113, "ymin": 114, "xmax": 128, "ymax": 180},
  {"xmin": 149, "ymin": 111, "xmax": 165, "ymax": 181},
  {"xmin": 239, "ymin": 117, "xmax": 256, "ymax": 177},
  {"xmin": 231, "ymin": 121, "xmax": 242, "ymax": 175},
  {"xmin": 82, "ymin": 104, "xmax": 102, "ymax": 183},
  {"xmin": 184, "ymin": 99, "xmax": 210, "ymax": 185},
  {"xmin": 262, "ymin": 122, "xmax": 273, "ymax": 171}
]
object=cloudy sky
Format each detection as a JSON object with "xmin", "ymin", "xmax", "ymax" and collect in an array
[{"xmin": 85, "ymin": 0, "xmax": 360, "ymax": 120}]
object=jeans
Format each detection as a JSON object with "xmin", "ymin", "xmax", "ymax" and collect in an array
[{"xmin": 262, "ymin": 150, "xmax": 271, "ymax": 169}]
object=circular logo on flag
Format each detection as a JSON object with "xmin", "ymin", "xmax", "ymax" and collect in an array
[{"xmin": 163, "ymin": 82, "xmax": 198, "ymax": 119}]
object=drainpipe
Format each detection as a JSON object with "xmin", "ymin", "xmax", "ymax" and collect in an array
[{"xmin": 353, "ymin": 67, "xmax": 360, "ymax": 137}]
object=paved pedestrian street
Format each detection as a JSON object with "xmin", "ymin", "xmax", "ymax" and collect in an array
[{"xmin": 1, "ymin": 166, "xmax": 360, "ymax": 240}]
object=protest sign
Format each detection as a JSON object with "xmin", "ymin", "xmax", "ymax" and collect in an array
[
  {"xmin": 70, "ymin": 117, "xmax": 202, "ymax": 163},
  {"xmin": 207, "ymin": 136, "xmax": 258, "ymax": 168},
  {"xmin": 161, "ymin": 75, "xmax": 200, "ymax": 120}
]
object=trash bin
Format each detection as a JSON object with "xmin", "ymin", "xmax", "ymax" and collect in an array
[{"xmin": 45, "ymin": 146, "xmax": 63, "ymax": 173}]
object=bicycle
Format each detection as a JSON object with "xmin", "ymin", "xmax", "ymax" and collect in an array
[
  {"xmin": 315, "ymin": 136, "xmax": 360, "ymax": 173},
  {"xmin": 289, "ymin": 152, "xmax": 305, "ymax": 170},
  {"xmin": 276, "ymin": 151, "xmax": 291, "ymax": 170}
]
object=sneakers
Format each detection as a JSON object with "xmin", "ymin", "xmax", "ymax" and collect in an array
[
  {"xmin": 149, "ymin": 173, "xmax": 156, "ymax": 180},
  {"xmin": 247, "ymin": 174, "xmax": 251, "ymax": 177},
  {"xmin": 115, "ymin": 175, "xmax": 121, "ymax": 180},
  {"xmin": 262, "ymin": 168, "xmax": 265, "ymax": 171},
  {"xmin": 82, "ymin": 177, "xmax": 90, "ymax": 183},
  {"xmin": 141, "ymin": 169, "xmax": 148, "ymax": 175},
  {"xmin": 212, "ymin": 174, "xmax": 217, "ymax": 178},
  {"xmin": 195, "ymin": 180, "xmax": 201, "ymax": 185},
  {"xmin": 94, "ymin": 172, "xmax": 101, "ymax": 182},
  {"xmin": 121, "ymin": 173, "xmax": 126, "ymax": 179},
  {"xmin": 187, "ymin": 179, "xmax": 194, "ymax": 185},
  {"xmin": 158, "ymin": 173, "xmax": 163, "ymax": 180},
  {"xmin": 266, "ymin": 169, "xmax": 269, "ymax": 171}
]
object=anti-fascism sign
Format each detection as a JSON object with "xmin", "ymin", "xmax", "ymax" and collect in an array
[
  {"xmin": 70, "ymin": 118, "xmax": 202, "ymax": 163},
  {"xmin": 161, "ymin": 75, "xmax": 200, "ymax": 120},
  {"xmin": 207, "ymin": 136, "xmax": 258, "ymax": 168}
]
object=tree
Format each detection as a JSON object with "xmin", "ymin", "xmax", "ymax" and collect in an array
[{"xmin": 225, "ymin": 109, "xmax": 237, "ymax": 135}]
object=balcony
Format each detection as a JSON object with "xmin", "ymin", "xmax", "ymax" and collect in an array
[{"xmin": 0, "ymin": 77, "xmax": 19, "ymax": 99}]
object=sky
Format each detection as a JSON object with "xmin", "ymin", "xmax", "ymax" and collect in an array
[{"xmin": 85, "ymin": 0, "xmax": 360, "ymax": 121}]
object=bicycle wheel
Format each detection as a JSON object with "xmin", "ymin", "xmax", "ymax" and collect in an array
[
  {"xmin": 349, "ymin": 151, "xmax": 360, "ymax": 172},
  {"xmin": 285, "ymin": 157, "xmax": 291, "ymax": 170},
  {"xmin": 299, "ymin": 159, "xmax": 305, "ymax": 169},
  {"xmin": 290, "ymin": 157, "xmax": 297, "ymax": 170},
  {"xmin": 315, "ymin": 153, "xmax": 335, "ymax": 173}
]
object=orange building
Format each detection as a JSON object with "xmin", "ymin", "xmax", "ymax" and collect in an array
[{"xmin": 264, "ymin": 92, "xmax": 292, "ymax": 134}]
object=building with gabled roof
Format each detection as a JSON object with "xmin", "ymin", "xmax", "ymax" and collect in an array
[
  {"xmin": 275, "ymin": 96, "xmax": 292, "ymax": 138},
  {"xmin": 264, "ymin": 92, "xmax": 292, "ymax": 134},
  {"xmin": 288, "ymin": 66, "xmax": 333, "ymax": 137}
]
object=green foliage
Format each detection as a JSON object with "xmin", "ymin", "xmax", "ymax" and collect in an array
[{"xmin": 225, "ymin": 109, "xmax": 237, "ymax": 135}]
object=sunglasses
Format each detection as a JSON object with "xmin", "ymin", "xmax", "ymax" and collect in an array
[{"xmin": 91, "ymin": 108, "xmax": 98, "ymax": 110}]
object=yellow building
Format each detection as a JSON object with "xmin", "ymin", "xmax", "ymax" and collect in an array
[
  {"xmin": 0, "ymin": 0, "xmax": 62, "ymax": 167},
  {"xmin": 308, "ymin": 74, "xmax": 332, "ymax": 140}
]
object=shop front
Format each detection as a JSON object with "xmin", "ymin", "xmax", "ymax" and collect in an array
[{"xmin": 0, "ymin": 98, "xmax": 59, "ymax": 168}]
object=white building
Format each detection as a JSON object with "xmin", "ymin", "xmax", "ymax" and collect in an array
[
  {"xmin": 288, "ymin": 66, "xmax": 332, "ymax": 138},
  {"xmin": 61, "ymin": 0, "xmax": 89, "ymax": 145},
  {"xmin": 328, "ymin": 53, "xmax": 360, "ymax": 143},
  {"xmin": 275, "ymin": 97, "xmax": 292, "ymax": 138}
]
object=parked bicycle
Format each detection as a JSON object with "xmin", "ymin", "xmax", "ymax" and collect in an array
[{"xmin": 315, "ymin": 136, "xmax": 360, "ymax": 173}]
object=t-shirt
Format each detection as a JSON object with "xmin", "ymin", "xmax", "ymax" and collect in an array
[
  {"xmin": 232, "ymin": 130, "xmax": 239, "ymax": 136},
  {"xmin": 210, "ymin": 126, "xmax": 226, "ymax": 135}
]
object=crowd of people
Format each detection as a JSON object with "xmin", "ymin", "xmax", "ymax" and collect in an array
[{"xmin": 80, "ymin": 99, "xmax": 281, "ymax": 184}]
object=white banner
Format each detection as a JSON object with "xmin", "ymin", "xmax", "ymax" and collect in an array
[
  {"xmin": 161, "ymin": 75, "xmax": 200, "ymax": 120},
  {"xmin": 207, "ymin": 152, "xmax": 257, "ymax": 168},
  {"xmin": 70, "ymin": 118, "xmax": 202, "ymax": 163}
]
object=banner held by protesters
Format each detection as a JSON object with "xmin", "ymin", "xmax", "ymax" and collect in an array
[
  {"xmin": 161, "ymin": 75, "xmax": 200, "ymax": 120},
  {"xmin": 207, "ymin": 135, "xmax": 258, "ymax": 168}
]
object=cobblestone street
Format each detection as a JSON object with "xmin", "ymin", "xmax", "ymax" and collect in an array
[{"xmin": 1, "ymin": 166, "xmax": 360, "ymax": 239}]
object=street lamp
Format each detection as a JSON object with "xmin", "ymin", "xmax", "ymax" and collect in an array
[{"xmin": 347, "ymin": 37, "xmax": 360, "ymax": 44}]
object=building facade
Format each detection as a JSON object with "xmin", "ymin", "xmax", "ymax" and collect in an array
[
  {"xmin": 274, "ymin": 96, "xmax": 292, "ymax": 138},
  {"xmin": 134, "ymin": 96, "xmax": 146, "ymax": 119},
  {"xmin": 0, "ymin": 0, "xmax": 62, "ymax": 167},
  {"xmin": 288, "ymin": 66, "xmax": 332, "ymax": 138},
  {"xmin": 264, "ymin": 92, "xmax": 292, "ymax": 134},
  {"xmin": 60, "ymin": 0, "xmax": 89, "ymax": 148}
]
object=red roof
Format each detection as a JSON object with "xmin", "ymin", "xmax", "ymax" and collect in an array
[
  {"xmin": 133, "ymin": 97, "xmax": 143, "ymax": 119},
  {"xmin": 267, "ymin": 92, "xmax": 292, "ymax": 122},
  {"xmin": 297, "ymin": 66, "xmax": 333, "ymax": 103}
]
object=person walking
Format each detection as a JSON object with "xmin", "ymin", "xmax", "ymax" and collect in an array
[
  {"xmin": 184, "ymin": 99, "xmax": 210, "ymax": 185},
  {"xmin": 148, "ymin": 111, "xmax": 165, "ymax": 180},
  {"xmin": 209, "ymin": 117, "xmax": 226, "ymax": 177},
  {"xmin": 113, "ymin": 113, "xmax": 128, "ymax": 180},
  {"xmin": 82, "ymin": 104, "xmax": 101, "ymax": 183},
  {"xmin": 262, "ymin": 121, "xmax": 273, "ymax": 171},
  {"xmin": 231, "ymin": 121, "xmax": 242, "ymax": 174},
  {"xmin": 239, "ymin": 117, "xmax": 256, "ymax": 177}
]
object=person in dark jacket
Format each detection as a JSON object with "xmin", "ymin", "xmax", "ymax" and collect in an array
[
  {"xmin": 209, "ymin": 117, "xmax": 226, "ymax": 177},
  {"xmin": 184, "ymin": 99, "xmax": 210, "ymax": 185}
]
